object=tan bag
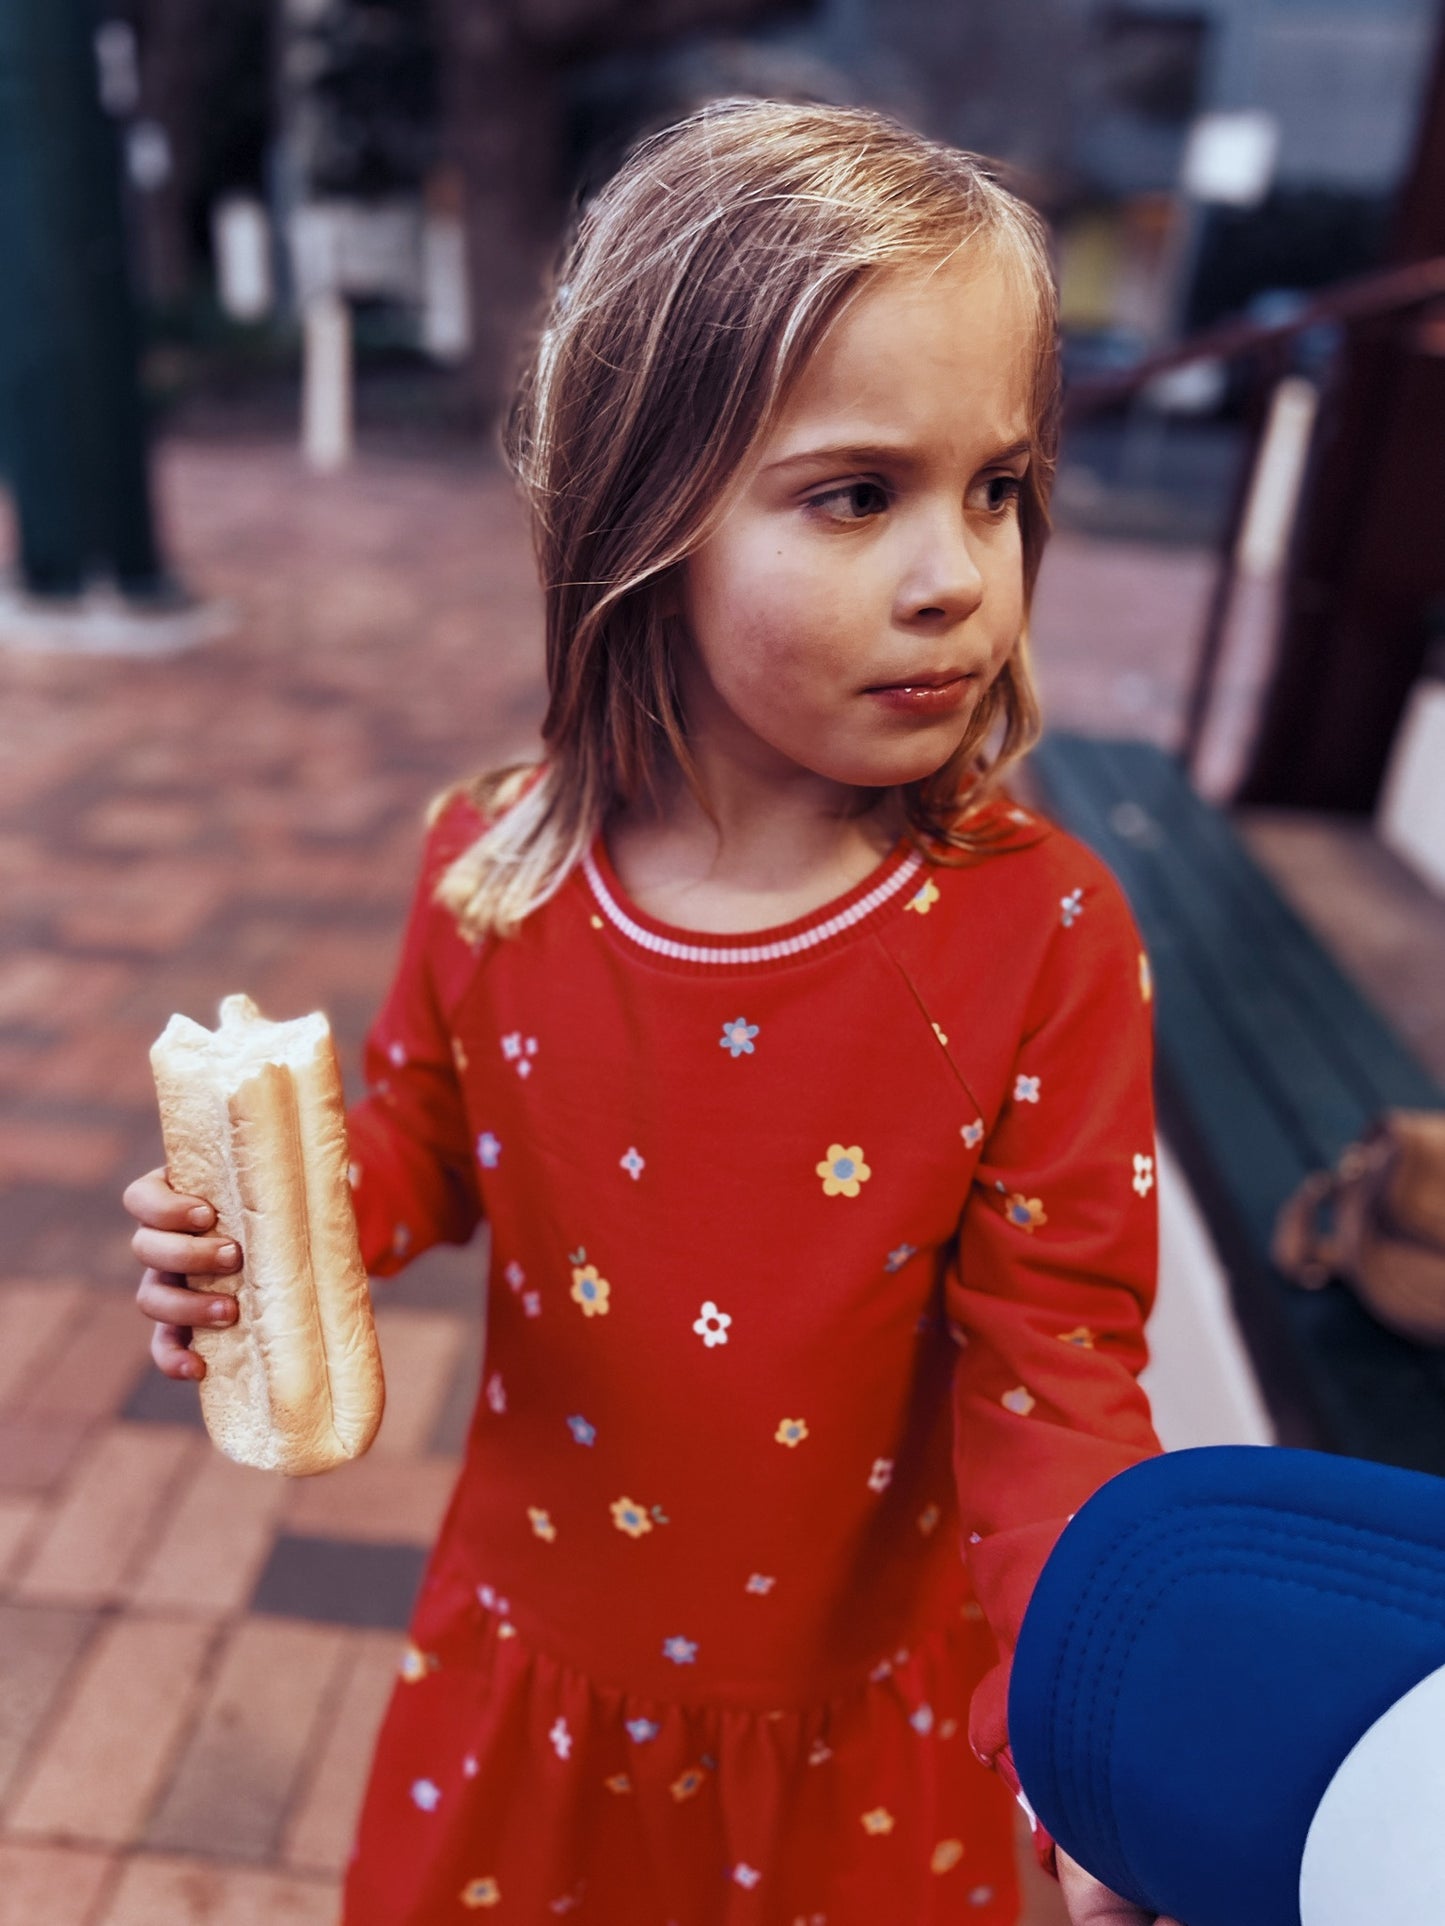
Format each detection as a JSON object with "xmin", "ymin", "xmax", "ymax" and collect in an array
[{"xmin": 1273, "ymin": 1111, "xmax": 1445, "ymax": 1346}]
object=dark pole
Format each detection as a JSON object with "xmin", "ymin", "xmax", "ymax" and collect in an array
[{"xmin": 0, "ymin": 0, "xmax": 165, "ymax": 597}]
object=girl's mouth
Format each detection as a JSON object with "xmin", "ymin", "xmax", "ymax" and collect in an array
[{"xmin": 865, "ymin": 673, "xmax": 974, "ymax": 717}]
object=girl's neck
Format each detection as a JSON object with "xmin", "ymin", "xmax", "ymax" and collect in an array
[{"xmin": 605, "ymin": 759, "xmax": 902, "ymax": 936}]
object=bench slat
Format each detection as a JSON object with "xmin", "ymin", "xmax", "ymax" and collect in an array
[{"xmin": 1028, "ymin": 732, "xmax": 1445, "ymax": 1472}]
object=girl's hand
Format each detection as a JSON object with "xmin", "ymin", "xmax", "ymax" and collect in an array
[
  {"xmin": 124, "ymin": 1165, "xmax": 242, "ymax": 1381},
  {"xmin": 1057, "ymin": 1849, "xmax": 1184, "ymax": 1926}
]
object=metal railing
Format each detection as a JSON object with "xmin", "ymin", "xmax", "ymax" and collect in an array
[{"xmin": 1060, "ymin": 255, "xmax": 1445, "ymax": 778}]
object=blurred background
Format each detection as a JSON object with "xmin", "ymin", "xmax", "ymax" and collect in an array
[{"xmin": 2, "ymin": 3, "xmax": 1444, "ymax": 1922}]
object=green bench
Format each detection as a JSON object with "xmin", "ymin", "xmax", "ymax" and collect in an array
[{"xmin": 1028, "ymin": 733, "xmax": 1445, "ymax": 1474}]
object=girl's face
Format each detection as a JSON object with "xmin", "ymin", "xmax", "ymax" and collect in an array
[{"xmin": 678, "ymin": 255, "xmax": 1035, "ymax": 801}]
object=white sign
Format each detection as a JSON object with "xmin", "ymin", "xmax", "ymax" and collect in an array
[{"xmin": 1181, "ymin": 111, "xmax": 1279, "ymax": 207}]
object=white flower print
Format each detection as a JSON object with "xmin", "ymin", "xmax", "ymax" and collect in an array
[
  {"xmin": 485, "ymin": 1372, "xmax": 506, "ymax": 1414},
  {"xmin": 910, "ymin": 1704, "xmax": 935, "ymax": 1734},
  {"xmin": 566, "ymin": 1414, "xmax": 596, "ymax": 1447},
  {"xmin": 662, "ymin": 1634, "xmax": 698, "ymax": 1665},
  {"xmin": 522, "ymin": 1290, "xmax": 542, "ymax": 1318},
  {"xmin": 504, "ymin": 1260, "xmax": 525, "ymax": 1292},
  {"xmin": 693, "ymin": 1301, "xmax": 732, "ymax": 1347},
  {"xmin": 1133, "ymin": 1152, "xmax": 1155, "ymax": 1197},
  {"xmin": 867, "ymin": 1458, "xmax": 894, "ymax": 1493},
  {"xmin": 1002, "ymin": 1386, "xmax": 1037, "ymax": 1417},
  {"xmin": 391, "ymin": 1222, "xmax": 412, "ymax": 1257},
  {"xmin": 619, "ymin": 1146, "xmax": 645, "ymax": 1181},
  {"xmin": 387, "ymin": 1039, "xmax": 407, "ymax": 1068},
  {"xmin": 808, "ymin": 1738, "xmax": 833, "ymax": 1765},
  {"xmin": 462, "ymin": 1753, "xmax": 479, "ymax": 1779},
  {"xmin": 411, "ymin": 1778, "xmax": 442, "ymax": 1812},
  {"xmin": 1060, "ymin": 887, "xmax": 1085, "ymax": 928},
  {"xmin": 732, "ymin": 1864, "xmax": 761, "ymax": 1889},
  {"xmin": 968, "ymin": 1888, "xmax": 996, "ymax": 1908},
  {"xmin": 626, "ymin": 1718, "xmax": 661, "ymax": 1743},
  {"xmin": 348, "ymin": 1161, "xmax": 362, "ymax": 1191},
  {"xmin": 476, "ymin": 1583, "xmax": 510, "ymax": 1615},
  {"xmin": 476, "ymin": 1131, "xmax": 501, "ymax": 1169},
  {"xmin": 549, "ymin": 1716, "xmax": 573, "ymax": 1760},
  {"xmin": 720, "ymin": 1017, "xmax": 759, "ymax": 1058},
  {"xmin": 1014, "ymin": 1074, "xmax": 1041, "ymax": 1104},
  {"xmin": 745, "ymin": 1573, "xmax": 775, "ymax": 1595},
  {"xmin": 501, "ymin": 1032, "xmax": 538, "ymax": 1078},
  {"xmin": 961, "ymin": 1118, "xmax": 984, "ymax": 1148},
  {"xmin": 884, "ymin": 1243, "xmax": 917, "ymax": 1273}
]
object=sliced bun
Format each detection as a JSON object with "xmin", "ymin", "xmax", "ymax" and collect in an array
[{"xmin": 150, "ymin": 993, "xmax": 384, "ymax": 1475}]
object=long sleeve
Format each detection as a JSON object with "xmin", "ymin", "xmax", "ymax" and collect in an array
[
  {"xmin": 347, "ymin": 802, "xmax": 486, "ymax": 1277},
  {"xmin": 946, "ymin": 866, "xmax": 1161, "ymax": 1826}
]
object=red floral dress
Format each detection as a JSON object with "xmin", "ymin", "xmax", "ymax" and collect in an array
[{"xmin": 340, "ymin": 790, "xmax": 1160, "ymax": 1925}]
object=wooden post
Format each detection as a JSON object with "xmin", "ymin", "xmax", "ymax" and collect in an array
[{"xmin": 1238, "ymin": 5, "xmax": 1445, "ymax": 811}]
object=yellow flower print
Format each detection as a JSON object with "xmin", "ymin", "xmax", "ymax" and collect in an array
[
  {"xmin": 610, "ymin": 1496, "xmax": 654, "ymax": 1539},
  {"xmin": 931, "ymin": 1839, "xmax": 965, "ymax": 1874},
  {"xmin": 905, "ymin": 878, "xmax": 940, "ymax": 915},
  {"xmin": 528, "ymin": 1506, "xmax": 557, "ymax": 1542},
  {"xmin": 917, "ymin": 1503, "xmax": 941, "ymax": 1535},
  {"xmin": 1057, "ymin": 1325, "xmax": 1096, "ymax": 1348},
  {"xmin": 1140, "ymin": 951, "xmax": 1154, "ymax": 1003},
  {"xmin": 671, "ymin": 1765, "xmax": 707, "ymax": 1802},
  {"xmin": 861, "ymin": 1806, "xmax": 896, "ymax": 1835},
  {"xmin": 451, "ymin": 1035, "xmax": 470, "ymax": 1074},
  {"xmin": 399, "ymin": 1644, "xmax": 439, "ymax": 1683},
  {"xmin": 931, "ymin": 1021, "xmax": 948, "ymax": 1046},
  {"xmin": 605, "ymin": 1772, "xmax": 632, "ymax": 1794},
  {"xmin": 1003, "ymin": 1192, "xmax": 1047, "ymax": 1233},
  {"xmin": 817, "ymin": 1144, "xmax": 871, "ymax": 1198},
  {"xmin": 570, "ymin": 1262, "xmax": 611, "ymax": 1316},
  {"xmin": 775, "ymin": 1418, "xmax": 809, "ymax": 1447},
  {"xmin": 460, "ymin": 1876, "xmax": 501, "ymax": 1908}
]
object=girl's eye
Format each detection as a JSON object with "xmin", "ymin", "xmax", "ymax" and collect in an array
[
  {"xmin": 980, "ymin": 473, "xmax": 1024, "ymax": 514},
  {"xmin": 809, "ymin": 480, "xmax": 890, "ymax": 522}
]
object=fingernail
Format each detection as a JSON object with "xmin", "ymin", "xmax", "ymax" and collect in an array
[
  {"xmin": 217, "ymin": 1243, "xmax": 240, "ymax": 1267},
  {"xmin": 188, "ymin": 1205, "xmax": 214, "ymax": 1229},
  {"xmin": 210, "ymin": 1299, "xmax": 234, "ymax": 1323}
]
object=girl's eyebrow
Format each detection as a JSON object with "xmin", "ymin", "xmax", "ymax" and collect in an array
[{"xmin": 763, "ymin": 435, "xmax": 1033, "ymax": 476}]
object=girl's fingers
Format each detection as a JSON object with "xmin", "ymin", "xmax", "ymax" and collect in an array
[
  {"xmin": 122, "ymin": 1165, "xmax": 217, "ymax": 1233},
  {"xmin": 131, "ymin": 1225, "xmax": 241, "ymax": 1278},
  {"xmin": 150, "ymin": 1318, "xmax": 207, "ymax": 1380},
  {"xmin": 136, "ymin": 1268, "xmax": 239, "ymax": 1331}
]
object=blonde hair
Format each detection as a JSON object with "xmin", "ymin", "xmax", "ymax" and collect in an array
[{"xmin": 439, "ymin": 97, "xmax": 1058, "ymax": 939}]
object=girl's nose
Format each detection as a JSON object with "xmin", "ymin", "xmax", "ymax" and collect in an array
[{"xmin": 897, "ymin": 518, "xmax": 985, "ymax": 625}]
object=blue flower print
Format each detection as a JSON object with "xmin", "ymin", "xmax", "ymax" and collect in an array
[
  {"xmin": 626, "ymin": 1718, "xmax": 661, "ymax": 1743},
  {"xmin": 566, "ymin": 1415, "xmax": 596, "ymax": 1447},
  {"xmin": 884, "ymin": 1243, "xmax": 916, "ymax": 1273},
  {"xmin": 662, "ymin": 1634, "xmax": 698, "ymax": 1665},
  {"xmin": 476, "ymin": 1131, "xmax": 501, "ymax": 1169},
  {"xmin": 720, "ymin": 1018, "xmax": 759, "ymax": 1058}
]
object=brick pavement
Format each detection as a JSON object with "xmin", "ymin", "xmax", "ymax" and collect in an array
[{"xmin": 0, "ymin": 434, "xmax": 1235, "ymax": 1925}]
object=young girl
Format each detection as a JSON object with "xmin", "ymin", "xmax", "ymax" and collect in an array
[{"xmin": 128, "ymin": 100, "xmax": 1171, "ymax": 1926}]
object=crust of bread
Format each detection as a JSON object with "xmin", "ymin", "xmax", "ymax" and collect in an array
[{"xmin": 150, "ymin": 995, "xmax": 384, "ymax": 1475}]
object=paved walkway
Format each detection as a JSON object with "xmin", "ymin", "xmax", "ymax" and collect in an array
[{"xmin": 2, "ymin": 432, "xmax": 1434, "ymax": 1925}]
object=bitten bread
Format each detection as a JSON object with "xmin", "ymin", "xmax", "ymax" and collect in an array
[{"xmin": 149, "ymin": 993, "xmax": 384, "ymax": 1475}]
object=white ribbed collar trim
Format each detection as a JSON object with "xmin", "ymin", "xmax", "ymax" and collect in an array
[{"xmin": 581, "ymin": 846, "xmax": 926, "ymax": 966}]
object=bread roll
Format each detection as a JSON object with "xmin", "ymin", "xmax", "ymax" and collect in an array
[{"xmin": 150, "ymin": 993, "xmax": 384, "ymax": 1475}]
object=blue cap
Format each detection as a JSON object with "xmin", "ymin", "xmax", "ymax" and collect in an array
[{"xmin": 1008, "ymin": 1446, "xmax": 1445, "ymax": 1926}]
